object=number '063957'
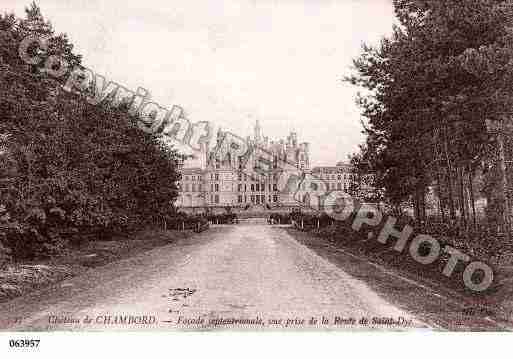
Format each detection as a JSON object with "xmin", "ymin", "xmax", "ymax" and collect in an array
[{"xmin": 9, "ymin": 339, "xmax": 40, "ymax": 348}]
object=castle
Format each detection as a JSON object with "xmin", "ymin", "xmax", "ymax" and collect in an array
[{"xmin": 176, "ymin": 121, "xmax": 359, "ymax": 213}]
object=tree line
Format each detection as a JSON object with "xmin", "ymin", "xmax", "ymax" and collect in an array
[
  {"xmin": 0, "ymin": 3, "xmax": 182, "ymax": 261},
  {"xmin": 347, "ymin": 0, "xmax": 513, "ymax": 237}
]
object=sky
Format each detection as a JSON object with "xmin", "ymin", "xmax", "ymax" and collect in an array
[{"xmin": 4, "ymin": 0, "xmax": 396, "ymax": 166}]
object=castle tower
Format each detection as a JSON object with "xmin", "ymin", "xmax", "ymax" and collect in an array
[
  {"xmin": 254, "ymin": 120, "xmax": 262, "ymax": 144},
  {"xmin": 291, "ymin": 131, "xmax": 298, "ymax": 147}
]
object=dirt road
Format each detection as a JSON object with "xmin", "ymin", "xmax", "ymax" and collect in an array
[{"xmin": 0, "ymin": 223, "xmax": 472, "ymax": 331}]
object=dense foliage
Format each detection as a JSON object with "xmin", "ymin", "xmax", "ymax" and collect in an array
[
  {"xmin": 347, "ymin": 0, "xmax": 513, "ymax": 233},
  {"xmin": 291, "ymin": 210, "xmax": 500, "ymax": 294},
  {"xmin": 0, "ymin": 3, "xmax": 182, "ymax": 262},
  {"xmin": 165, "ymin": 213, "xmax": 210, "ymax": 232}
]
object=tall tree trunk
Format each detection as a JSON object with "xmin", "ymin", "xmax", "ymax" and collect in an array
[
  {"xmin": 458, "ymin": 166, "xmax": 467, "ymax": 232},
  {"xmin": 436, "ymin": 171, "xmax": 446, "ymax": 222},
  {"xmin": 434, "ymin": 127, "xmax": 446, "ymax": 222},
  {"xmin": 497, "ymin": 125, "xmax": 511, "ymax": 234},
  {"xmin": 413, "ymin": 190, "xmax": 420, "ymax": 227},
  {"xmin": 443, "ymin": 125, "xmax": 456, "ymax": 222},
  {"xmin": 468, "ymin": 164, "xmax": 477, "ymax": 229},
  {"xmin": 420, "ymin": 185, "xmax": 427, "ymax": 225}
]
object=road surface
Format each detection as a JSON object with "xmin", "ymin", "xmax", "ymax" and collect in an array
[{"xmin": 0, "ymin": 222, "xmax": 496, "ymax": 331}]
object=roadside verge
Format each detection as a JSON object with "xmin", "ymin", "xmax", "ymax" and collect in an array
[
  {"xmin": 285, "ymin": 227, "xmax": 512, "ymax": 331},
  {"xmin": 0, "ymin": 229, "xmax": 195, "ymax": 303}
]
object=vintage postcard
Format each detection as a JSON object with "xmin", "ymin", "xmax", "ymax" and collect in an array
[{"xmin": 1, "ymin": 0, "xmax": 513, "ymax": 343}]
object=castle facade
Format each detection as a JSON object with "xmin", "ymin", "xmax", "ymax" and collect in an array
[{"xmin": 176, "ymin": 121, "xmax": 358, "ymax": 213}]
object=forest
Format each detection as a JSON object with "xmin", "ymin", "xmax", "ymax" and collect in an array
[
  {"xmin": 348, "ymin": 0, "xmax": 513, "ymax": 243},
  {"xmin": 0, "ymin": 3, "xmax": 183, "ymax": 263}
]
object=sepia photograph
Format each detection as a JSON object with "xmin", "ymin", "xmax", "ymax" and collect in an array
[{"xmin": 1, "ymin": 0, "xmax": 513, "ymax": 354}]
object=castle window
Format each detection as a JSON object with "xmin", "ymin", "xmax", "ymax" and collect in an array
[
  {"xmin": 251, "ymin": 184, "xmax": 255, "ymax": 192},
  {"xmin": 215, "ymin": 183, "xmax": 219, "ymax": 192},
  {"xmin": 214, "ymin": 195, "xmax": 219, "ymax": 204},
  {"xmin": 255, "ymin": 183, "xmax": 260, "ymax": 192},
  {"xmin": 273, "ymin": 195, "xmax": 278, "ymax": 202},
  {"xmin": 238, "ymin": 195, "xmax": 243, "ymax": 203},
  {"xmin": 215, "ymin": 173, "xmax": 219, "ymax": 181}
]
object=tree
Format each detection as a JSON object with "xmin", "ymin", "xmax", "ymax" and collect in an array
[
  {"xmin": 346, "ymin": 0, "xmax": 513, "ymax": 233},
  {"xmin": 0, "ymin": 4, "xmax": 182, "ymax": 259}
]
